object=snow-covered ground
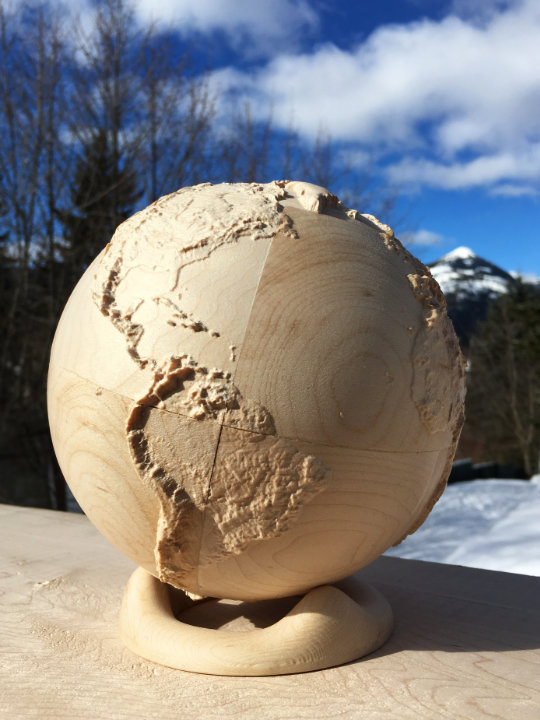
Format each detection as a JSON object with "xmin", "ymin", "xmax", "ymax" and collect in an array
[{"xmin": 385, "ymin": 479, "xmax": 540, "ymax": 577}]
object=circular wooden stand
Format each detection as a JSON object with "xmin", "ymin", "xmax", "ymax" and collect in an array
[{"xmin": 119, "ymin": 568, "xmax": 393, "ymax": 676}]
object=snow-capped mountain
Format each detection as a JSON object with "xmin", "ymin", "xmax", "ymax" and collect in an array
[
  {"xmin": 428, "ymin": 246, "xmax": 515, "ymax": 347},
  {"xmin": 429, "ymin": 246, "xmax": 514, "ymax": 298}
]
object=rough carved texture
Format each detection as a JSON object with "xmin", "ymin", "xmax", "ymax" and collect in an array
[
  {"xmin": 49, "ymin": 179, "xmax": 465, "ymax": 601},
  {"xmin": 281, "ymin": 181, "xmax": 340, "ymax": 213},
  {"xmin": 206, "ymin": 431, "xmax": 328, "ymax": 558},
  {"xmin": 91, "ymin": 182, "xmax": 335, "ymax": 591},
  {"xmin": 93, "ymin": 182, "xmax": 296, "ymax": 366},
  {"xmin": 407, "ymin": 273, "xmax": 465, "ymax": 435}
]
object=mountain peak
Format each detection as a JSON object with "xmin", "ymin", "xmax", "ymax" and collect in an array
[
  {"xmin": 428, "ymin": 245, "xmax": 514, "ymax": 346},
  {"xmin": 441, "ymin": 246, "xmax": 477, "ymax": 262}
]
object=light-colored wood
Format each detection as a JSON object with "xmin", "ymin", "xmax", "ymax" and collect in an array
[
  {"xmin": 47, "ymin": 364, "xmax": 159, "ymax": 574},
  {"xmin": 233, "ymin": 204, "xmax": 457, "ymax": 453},
  {"xmin": 3, "ymin": 504, "xmax": 540, "ymax": 719},
  {"xmin": 119, "ymin": 567, "xmax": 392, "ymax": 675},
  {"xmin": 197, "ymin": 436, "xmax": 450, "ymax": 599},
  {"xmin": 47, "ymin": 181, "xmax": 466, "ymax": 672}
]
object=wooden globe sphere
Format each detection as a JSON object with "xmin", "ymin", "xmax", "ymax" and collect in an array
[{"xmin": 48, "ymin": 181, "xmax": 465, "ymax": 601}]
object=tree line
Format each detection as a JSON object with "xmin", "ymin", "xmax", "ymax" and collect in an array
[{"xmin": 462, "ymin": 280, "xmax": 540, "ymax": 478}]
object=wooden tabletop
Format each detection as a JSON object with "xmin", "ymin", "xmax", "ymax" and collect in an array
[{"xmin": 2, "ymin": 503, "xmax": 539, "ymax": 719}]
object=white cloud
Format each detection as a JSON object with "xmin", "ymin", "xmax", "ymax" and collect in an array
[
  {"xmin": 489, "ymin": 183, "xmax": 539, "ymax": 197},
  {"xmin": 386, "ymin": 144, "xmax": 540, "ymax": 190},
  {"xmin": 11, "ymin": 0, "xmax": 540, "ymax": 194},
  {"xmin": 131, "ymin": 0, "xmax": 319, "ymax": 54},
  {"xmin": 400, "ymin": 229, "xmax": 446, "ymax": 247},
  {"xmin": 7, "ymin": 0, "xmax": 319, "ymax": 57},
  {"xmin": 214, "ymin": 0, "xmax": 540, "ymax": 192}
]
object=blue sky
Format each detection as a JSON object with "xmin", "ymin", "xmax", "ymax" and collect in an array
[{"xmin": 75, "ymin": 0, "xmax": 540, "ymax": 274}]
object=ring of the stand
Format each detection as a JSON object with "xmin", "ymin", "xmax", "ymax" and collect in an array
[{"xmin": 119, "ymin": 567, "xmax": 393, "ymax": 676}]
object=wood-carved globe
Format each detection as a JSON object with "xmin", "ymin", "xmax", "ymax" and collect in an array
[{"xmin": 48, "ymin": 181, "xmax": 465, "ymax": 601}]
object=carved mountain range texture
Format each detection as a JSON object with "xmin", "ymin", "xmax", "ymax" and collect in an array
[{"xmin": 48, "ymin": 181, "xmax": 465, "ymax": 601}]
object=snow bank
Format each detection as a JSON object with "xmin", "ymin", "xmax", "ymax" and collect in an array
[{"xmin": 385, "ymin": 479, "xmax": 540, "ymax": 576}]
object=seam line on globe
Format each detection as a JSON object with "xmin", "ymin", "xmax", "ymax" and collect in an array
[
  {"xmin": 226, "ymin": 211, "xmax": 293, "ymax": 390},
  {"xmin": 52, "ymin": 363, "xmax": 453, "ymax": 457},
  {"xmin": 194, "ymin": 209, "xmax": 287, "ymax": 592},
  {"xmin": 195, "ymin": 422, "xmax": 223, "ymax": 594}
]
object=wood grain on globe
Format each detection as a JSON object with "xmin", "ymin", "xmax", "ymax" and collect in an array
[{"xmin": 48, "ymin": 181, "xmax": 465, "ymax": 601}]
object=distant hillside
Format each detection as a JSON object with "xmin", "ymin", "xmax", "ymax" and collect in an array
[
  {"xmin": 426, "ymin": 246, "xmax": 540, "ymax": 473},
  {"xmin": 428, "ymin": 246, "xmax": 516, "ymax": 348}
]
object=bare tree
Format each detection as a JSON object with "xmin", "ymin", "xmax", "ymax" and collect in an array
[
  {"xmin": 217, "ymin": 100, "xmax": 274, "ymax": 182},
  {"xmin": 68, "ymin": 0, "xmax": 216, "ymax": 205},
  {"xmin": 0, "ymin": 1, "xmax": 69, "ymax": 507}
]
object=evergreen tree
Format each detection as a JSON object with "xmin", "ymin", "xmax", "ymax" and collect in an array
[
  {"xmin": 0, "ymin": 193, "xmax": 16, "ymax": 418},
  {"xmin": 58, "ymin": 128, "xmax": 140, "ymax": 294},
  {"xmin": 466, "ymin": 280, "xmax": 540, "ymax": 476}
]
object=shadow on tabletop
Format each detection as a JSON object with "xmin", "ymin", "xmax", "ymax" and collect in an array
[{"xmin": 169, "ymin": 555, "xmax": 540, "ymax": 660}]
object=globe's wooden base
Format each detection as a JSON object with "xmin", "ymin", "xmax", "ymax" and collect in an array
[{"xmin": 119, "ymin": 567, "xmax": 393, "ymax": 676}]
